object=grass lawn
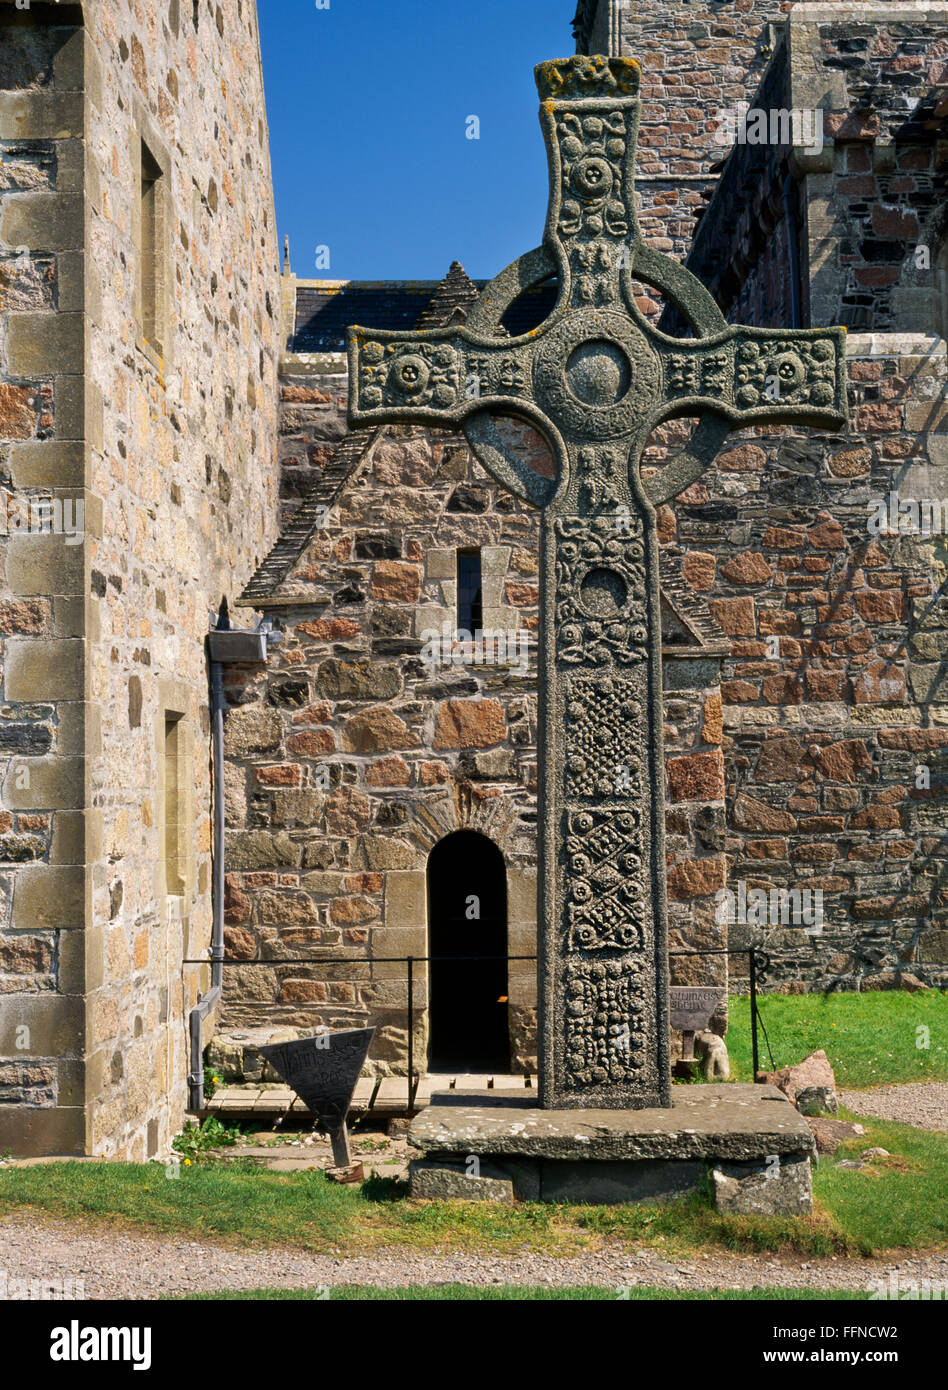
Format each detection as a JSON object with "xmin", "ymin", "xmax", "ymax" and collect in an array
[
  {"xmin": 1, "ymin": 1114, "xmax": 945, "ymax": 1261},
  {"xmin": 173, "ymin": 1286, "xmax": 870, "ymax": 1301},
  {"xmin": 727, "ymin": 989, "xmax": 947, "ymax": 1087}
]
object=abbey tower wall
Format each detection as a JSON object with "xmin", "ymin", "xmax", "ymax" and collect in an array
[
  {"xmin": 0, "ymin": 0, "xmax": 281, "ymax": 1158},
  {"xmin": 574, "ymin": 0, "xmax": 788, "ymax": 264}
]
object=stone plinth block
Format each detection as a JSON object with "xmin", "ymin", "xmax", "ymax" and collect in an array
[
  {"xmin": 408, "ymin": 1085, "xmax": 815, "ymax": 1210},
  {"xmin": 409, "ymin": 1159, "xmax": 514, "ymax": 1203},
  {"xmin": 711, "ymin": 1155, "xmax": 812, "ymax": 1217}
]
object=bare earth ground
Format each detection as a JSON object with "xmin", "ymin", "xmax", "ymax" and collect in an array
[
  {"xmin": 0, "ymin": 1082, "xmax": 944, "ymax": 1298},
  {"xmin": 1, "ymin": 1212, "xmax": 946, "ymax": 1298}
]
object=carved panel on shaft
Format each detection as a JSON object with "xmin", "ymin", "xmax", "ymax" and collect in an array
[{"xmin": 549, "ymin": 506, "xmax": 666, "ymax": 1106}]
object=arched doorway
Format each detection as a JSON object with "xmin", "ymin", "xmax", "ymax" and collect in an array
[{"xmin": 427, "ymin": 830, "xmax": 510, "ymax": 1072}]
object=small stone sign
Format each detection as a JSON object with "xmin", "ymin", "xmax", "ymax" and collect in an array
[
  {"xmin": 669, "ymin": 988, "xmax": 723, "ymax": 1033},
  {"xmin": 259, "ymin": 1027, "xmax": 374, "ymax": 1173}
]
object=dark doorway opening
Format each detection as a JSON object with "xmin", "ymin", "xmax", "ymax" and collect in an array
[{"xmin": 427, "ymin": 830, "xmax": 509, "ymax": 1073}]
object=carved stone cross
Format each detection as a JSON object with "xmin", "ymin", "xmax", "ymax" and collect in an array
[{"xmin": 347, "ymin": 56, "xmax": 848, "ymax": 1110}]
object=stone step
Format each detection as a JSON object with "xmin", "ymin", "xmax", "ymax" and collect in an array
[
  {"xmin": 207, "ymin": 1074, "xmax": 535, "ymax": 1117},
  {"xmin": 489, "ymin": 1074, "xmax": 532, "ymax": 1090}
]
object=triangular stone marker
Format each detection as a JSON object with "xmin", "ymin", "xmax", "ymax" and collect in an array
[{"xmin": 259, "ymin": 1027, "xmax": 375, "ymax": 1169}]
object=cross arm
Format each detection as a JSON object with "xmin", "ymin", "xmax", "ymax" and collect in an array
[
  {"xmin": 347, "ymin": 324, "xmax": 542, "ymax": 428},
  {"xmin": 651, "ymin": 324, "xmax": 848, "ymax": 433},
  {"xmin": 347, "ymin": 323, "xmax": 563, "ymax": 507}
]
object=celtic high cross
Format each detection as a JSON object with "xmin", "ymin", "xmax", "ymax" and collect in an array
[{"xmin": 347, "ymin": 56, "xmax": 847, "ymax": 1110}]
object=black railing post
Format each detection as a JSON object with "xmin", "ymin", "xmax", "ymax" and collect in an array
[{"xmin": 749, "ymin": 947, "xmax": 759, "ymax": 1081}]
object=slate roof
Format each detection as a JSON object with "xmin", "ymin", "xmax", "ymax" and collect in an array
[
  {"xmin": 293, "ymin": 282, "xmax": 439, "ymax": 353},
  {"xmin": 291, "ymin": 268, "xmax": 558, "ymax": 352}
]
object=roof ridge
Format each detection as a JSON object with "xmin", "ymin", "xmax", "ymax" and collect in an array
[{"xmin": 414, "ymin": 261, "xmax": 481, "ymax": 329}]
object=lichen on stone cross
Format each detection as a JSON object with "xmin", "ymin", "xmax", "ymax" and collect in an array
[{"xmin": 347, "ymin": 54, "xmax": 848, "ymax": 1111}]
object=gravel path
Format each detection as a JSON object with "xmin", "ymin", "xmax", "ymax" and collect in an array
[
  {"xmin": 1, "ymin": 1213, "xmax": 946, "ymax": 1299},
  {"xmin": 838, "ymin": 1083, "xmax": 948, "ymax": 1134},
  {"xmin": 2, "ymin": 1083, "xmax": 944, "ymax": 1299}
]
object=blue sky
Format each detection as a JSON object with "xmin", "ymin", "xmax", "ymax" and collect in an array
[{"xmin": 258, "ymin": 0, "xmax": 574, "ymax": 282}]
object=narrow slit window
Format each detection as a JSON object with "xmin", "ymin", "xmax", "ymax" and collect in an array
[
  {"xmin": 164, "ymin": 714, "xmax": 184, "ymax": 896},
  {"xmin": 457, "ymin": 548, "xmax": 483, "ymax": 638},
  {"xmin": 139, "ymin": 141, "xmax": 162, "ymax": 351}
]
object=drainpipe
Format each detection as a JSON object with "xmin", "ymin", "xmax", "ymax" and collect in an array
[
  {"xmin": 188, "ymin": 603, "xmax": 278, "ymax": 1112},
  {"xmin": 783, "ymin": 171, "xmax": 802, "ymax": 330}
]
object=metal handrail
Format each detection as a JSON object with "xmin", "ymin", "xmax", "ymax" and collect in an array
[{"xmin": 183, "ymin": 945, "xmax": 767, "ymax": 1100}]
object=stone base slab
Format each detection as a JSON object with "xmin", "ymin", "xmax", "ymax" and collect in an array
[{"xmin": 407, "ymin": 1084, "xmax": 815, "ymax": 1211}]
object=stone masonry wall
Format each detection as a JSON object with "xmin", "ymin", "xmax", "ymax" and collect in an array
[
  {"xmin": 668, "ymin": 334, "xmax": 948, "ymax": 992},
  {"xmin": 625, "ymin": 3, "xmax": 948, "ymax": 990},
  {"xmin": 581, "ymin": 0, "xmax": 789, "ymax": 271},
  {"xmin": 81, "ymin": 0, "xmax": 280, "ymax": 1160},
  {"xmin": 225, "ymin": 371, "xmax": 544, "ymax": 1073},
  {"xmin": 793, "ymin": 6, "xmax": 948, "ymax": 333},
  {"xmin": 685, "ymin": 6, "xmax": 948, "ymax": 334},
  {"xmin": 0, "ymin": 0, "xmax": 281, "ymax": 1158}
]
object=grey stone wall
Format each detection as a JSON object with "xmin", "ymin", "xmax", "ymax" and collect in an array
[{"xmin": 0, "ymin": 7, "xmax": 90, "ymax": 1154}]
